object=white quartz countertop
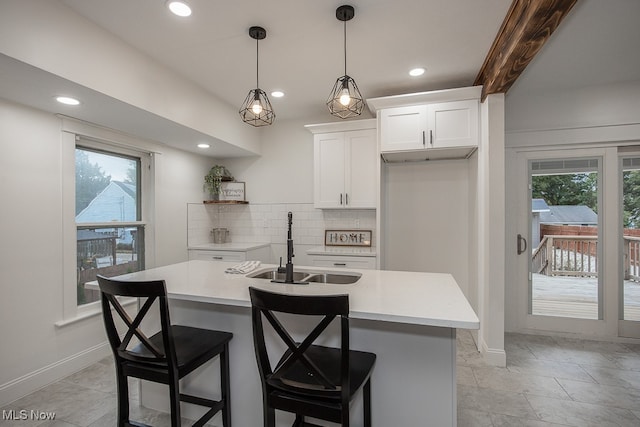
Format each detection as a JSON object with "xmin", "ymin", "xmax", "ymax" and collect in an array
[
  {"xmin": 188, "ymin": 242, "xmax": 270, "ymax": 251},
  {"xmin": 306, "ymin": 246, "xmax": 377, "ymax": 257},
  {"xmin": 100, "ymin": 260, "xmax": 479, "ymax": 330}
]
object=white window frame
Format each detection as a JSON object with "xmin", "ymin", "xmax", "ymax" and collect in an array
[{"xmin": 58, "ymin": 121, "xmax": 155, "ymax": 324}]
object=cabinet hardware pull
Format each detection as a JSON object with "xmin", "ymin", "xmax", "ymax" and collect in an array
[
  {"xmin": 345, "ymin": 193, "xmax": 348, "ymax": 205},
  {"xmin": 422, "ymin": 130, "xmax": 426, "ymax": 147},
  {"xmin": 340, "ymin": 193, "xmax": 343, "ymax": 205},
  {"xmin": 333, "ymin": 263, "xmax": 347, "ymax": 266},
  {"xmin": 212, "ymin": 256, "xmax": 223, "ymax": 260},
  {"xmin": 430, "ymin": 129, "xmax": 433, "ymax": 145}
]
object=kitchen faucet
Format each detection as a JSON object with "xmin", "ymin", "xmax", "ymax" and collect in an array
[
  {"xmin": 285, "ymin": 211, "xmax": 295, "ymax": 282},
  {"xmin": 273, "ymin": 211, "xmax": 307, "ymax": 284}
]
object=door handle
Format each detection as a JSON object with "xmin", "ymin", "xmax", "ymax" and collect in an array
[{"xmin": 517, "ymin": 234, "xmax": 527, "ymax": 255}]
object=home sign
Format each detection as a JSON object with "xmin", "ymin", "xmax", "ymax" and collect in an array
[{"xmin": 325, "ymin": 230, "xmax": 372, "ymax": 247}]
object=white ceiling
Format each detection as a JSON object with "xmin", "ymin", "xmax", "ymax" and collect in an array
[
  {"xmin": 1, "ymin": 0, "xmax": 638, "ymax": 156},
  {"xmin": 57, "ymin": 0, "xmax": 512, "ymax": 120},
  {"xmin": 507, "ymin": 0, "xmax": 640, "ymax": 96}
]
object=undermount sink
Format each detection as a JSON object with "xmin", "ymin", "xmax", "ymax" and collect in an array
[
  {"xmin": 247, "ymin": 268, "xmax": 361, "ymax": 285},
  {"xmin": 305, "ymin": 273, "xmax": 360, "ymax": 284},
  {"xmin": 247, "ymin": 270, "xmax": 308, "ymax": 282}
]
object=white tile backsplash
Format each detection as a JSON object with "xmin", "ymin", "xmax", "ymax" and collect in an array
[{"xmin": 187, "ymin": 202, "xmax": 375, "ymax": 247}]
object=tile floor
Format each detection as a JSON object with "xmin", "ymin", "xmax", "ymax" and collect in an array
[
  {"xmin": 3, "ymin": 331, "xmax": 640, "ymax": 426},
  {"xmin": 457, "ymin": 331, "xmax": 640, "ymax": 426}
]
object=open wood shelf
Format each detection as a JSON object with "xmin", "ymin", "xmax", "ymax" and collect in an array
[{"xmin": 203, "ymin": 200, "xmax": 249, "ymax": 204}]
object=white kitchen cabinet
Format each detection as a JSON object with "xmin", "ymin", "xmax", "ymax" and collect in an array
[
  {"xmin": 380, "ymin": 99, "xmax": 478, "ymax": 157},
  {"xmin": 428, "ymin": 100, "xmax": 479, "ymax": 149},
  {"xmin": 369, "ymin": 87, "xmax": 481, "ymax": 162},
  {"xmin": 306, "ymin": 246, "xmax": 377, "ymax": 270},
  {"xmin": 379, "ymin": 104, "xmax": 429, "ymax": 151},
  {"xmin": 313, "ymin": 128, "xmax": 377, "ymax": 209},
  {"xmin": 188, "ymin": 250, "xmax": 245, "ymax": 262},
  {"xmin": 309, "ymin": 255, "xmax": 376, "ymax": 270},
  {"xmin": 188, "ymin": 243, "xmax": 271, "ymax": 263}
]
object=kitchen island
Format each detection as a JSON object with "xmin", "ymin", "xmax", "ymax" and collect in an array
[{"xmin": 98, "ymin": 260, "xmax": 479, "ymax": 426}]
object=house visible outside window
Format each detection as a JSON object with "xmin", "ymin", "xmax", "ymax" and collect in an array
[{"xmin": 75, "ymin": 145, "xmax": 146, "ymax": 306}]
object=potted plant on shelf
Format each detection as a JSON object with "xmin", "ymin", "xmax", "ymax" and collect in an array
[{"xmin": 204, "ymin": 165, "xmax": 233, "ymax": 201}]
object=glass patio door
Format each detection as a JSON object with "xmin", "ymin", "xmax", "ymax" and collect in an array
[
  {"xmin": 528, "ymin": 158, "xmax": 602, "ymax": 322},
  {"xmin": 619, "ymin": 155, "xmax": 640, "ymax": 337}
]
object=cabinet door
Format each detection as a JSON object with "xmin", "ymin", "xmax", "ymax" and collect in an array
[
  {"xmin": 309, "ymin": 255, "xmax": 377, "ymax": 270},
  {"xmin": 314, "ymin": 133, "xmax": 346, "ymax": 208},
  {"xmin": 188, "ymin": 250, "xmax": 245, "ymax": 262},
  {"xmin": 427, "ymin": 99, "xmax": 478, "ymax": 149},
  {"xmin": 380, "ymin": 105, "xmax": 428, "ymax": 152},
  {"xmin": 345, "ymin": 129, "xmax": 377, "ymax": 208}
]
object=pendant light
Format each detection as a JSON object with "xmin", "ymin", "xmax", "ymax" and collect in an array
[
  {"xmin": 239, "ymin": 26, "xmax": 275, "ymax": 126},
  {"xmin": 327, "ymin": 5, "xmax": 364, "ymax": 119}
]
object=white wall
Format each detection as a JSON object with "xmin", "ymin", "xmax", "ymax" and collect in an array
[
  {"xmin": 154, "ymin": 148, "xmax": 214, "ymax": 266},
  {"xmin": 0, "ymin": 0, "xmax": 258, "ymax": 155},
  {"xmin": 222, "ymin": 118, "xmax": 316, "ymax": 204},
  {"xmin": 0, "ymin": 98, "xmax": 213, "ymax": 406},
  {"xmin": 506, "ymin": 80, "xmax": 640, "ymax": 133},
  {"xmin": 382, "ymin": 160, "xmax": 470, "ymax": 296},
  {"xmin": 477, "ymin": 94, "xmax": 506, "ymax": 366}
]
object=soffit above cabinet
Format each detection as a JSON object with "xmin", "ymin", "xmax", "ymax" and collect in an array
[
  {"xmin": 304, "ymin": 119, "xmax": 376, "ymax": 134},
  {"xmin": 367, "ymin": 86, "xmax": 482, "ymax": 112}
]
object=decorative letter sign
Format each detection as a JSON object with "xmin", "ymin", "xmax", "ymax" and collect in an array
[{"xmin": 324, "ymin": 230, "xmax": 372, "ymax": 247}]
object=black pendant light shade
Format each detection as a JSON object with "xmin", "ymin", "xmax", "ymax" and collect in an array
[
  {"xmin": 327, "ymin": 74, "xmax": 365, "ymax": 119},
  {"xmin": 239, "ymin": 87, "xmax": 275, "ymax": 127},
  {"xmin": 240, "ymin": 26, "xmax": 275, "ymax": 126},
  {"xmin": 327, "ymin": 5, "xmax": 364, "ymax": 119}
]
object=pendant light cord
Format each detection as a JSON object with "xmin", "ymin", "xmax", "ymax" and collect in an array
[
  {"xmin": 343, "ymin": 19, "xmax": 347, "ymax": 76},
  {"xmin": 256, "ymin": 37, "xmax": 260, "ymax": 89}
]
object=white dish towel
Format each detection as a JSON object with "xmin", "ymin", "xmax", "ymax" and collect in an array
[{"xmin": 225, "ymin": 260, "xmax": 261, "ymax": 274}]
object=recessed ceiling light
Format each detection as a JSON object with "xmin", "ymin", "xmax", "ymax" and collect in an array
[
  {"xmin": 55, "ymin": 96, "xmax": 80, "ymax": 105},
  {"xmin": 167, "ymin": 1, "xmax": 192, "ymax": 17},
  {"xmin": 271, "ymin": 91, "xmax": 284, "ymax": 98},
  {"xmin": 409, "ymin": 67, "xmax": 426, "ymax": 77},
  {"xmin": 197, "ymin": 143, "xmax": 210, "ymax": 149}
]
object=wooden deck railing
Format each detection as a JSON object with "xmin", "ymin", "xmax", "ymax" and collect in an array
[
  {"xmin": 624, "ymin": 236, "xmax": 640, "ymax": 281},
  {"xmin": 533, "ymin": 235, "xmax": 597, "ymax": 277},
  {"xmin": 532, "ymin": 234, "xmax": 640, "ymax": 282}
]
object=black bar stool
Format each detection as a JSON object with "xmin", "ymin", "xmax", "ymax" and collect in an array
[
  {"xmin": 97, "ymin": 275, "xmax": 233, "ymax": 427},
  {"xmin": 249, "ymin": 286, "xmax": 376, "ymax": 427}
]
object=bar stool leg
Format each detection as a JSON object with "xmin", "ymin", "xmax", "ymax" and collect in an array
[
  {"xmin": 363, "ymin": 379, "xmax": 372, "ymax": 427},
  {"xmin": 221, "ymin": 343, "xmax": 232, "ymax": 427}
]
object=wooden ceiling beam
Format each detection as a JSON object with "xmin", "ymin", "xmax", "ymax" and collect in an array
[{"xmin": 474, "ymin": 0, "xmax": 578, "ymax": 101}]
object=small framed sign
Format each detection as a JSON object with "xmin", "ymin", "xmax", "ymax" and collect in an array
[
  {"xmin": 219, "ymin": 182, "xmax": 245, "ymax": 201},
  {"xmin": 325, "ymin": 230, "xmax": 372, "ymax": 247}
]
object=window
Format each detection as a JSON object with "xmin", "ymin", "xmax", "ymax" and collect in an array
[{"xmin": 75, "ymin": 146, "xmax": 146, "ymax": 306}]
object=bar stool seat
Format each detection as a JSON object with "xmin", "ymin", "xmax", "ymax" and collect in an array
[
  {"xmin": 249, "ymin": 286, "xmax": 376, "ymax": 427},
  {"xmin": 97, "ymin": 275, "xmax": 232, "ymax": 427}
]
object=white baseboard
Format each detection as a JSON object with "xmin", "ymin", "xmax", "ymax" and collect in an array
[
  {"xmin": 0, "ymin": 342, "xmax": 111, "ymax": 407},
  {"xmin": 480, "ymin": 338, "xmax": 507, "ymax": 367}
]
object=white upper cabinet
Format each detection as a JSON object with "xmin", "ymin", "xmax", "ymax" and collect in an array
[
  {"xmin": 313, "ymin": 128, "xmax": 377, "ymax": 209},
  {"xmin": 428, "ymin": 100, "xmax": 479, "ymax": 149},
  {"xmin": 369, "ymin": 86, "xmax": 481, "ymax": 162},
  {"xmin": 379, "ymin": 105, "xmax": 429, "ymax": 151}
]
